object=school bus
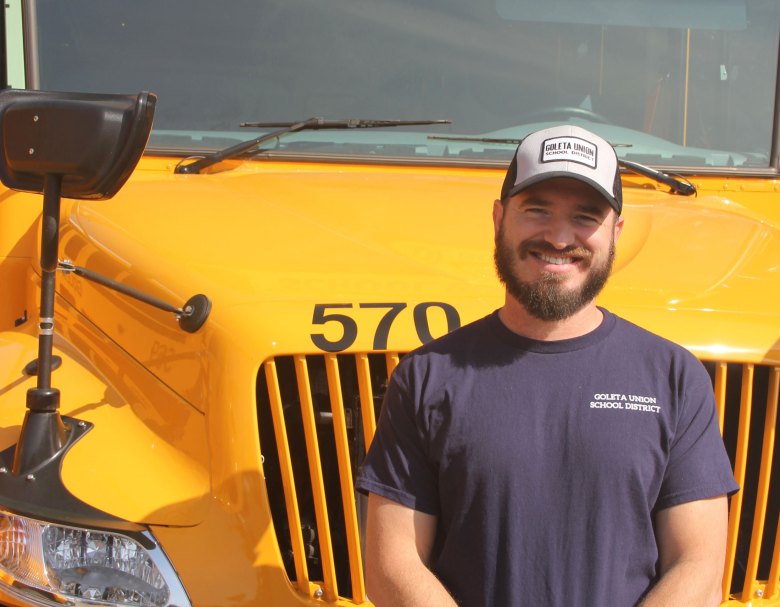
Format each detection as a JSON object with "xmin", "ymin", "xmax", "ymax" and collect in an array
[{"xmin": 0, "ymin": 1, "xmax": 778, "ymax": 605}]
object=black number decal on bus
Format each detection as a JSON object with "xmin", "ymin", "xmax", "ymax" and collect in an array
[
  {"xmin": 310, "ymin": 302, "xmax": 461, "ymax": 352},
  {"xmin": 412, "ymin": 302, "xmax": 461, "ymax": 344},
  {"xmin": 359, "ymin": 303, "xmax": 407, "ymax": 350},
  {"xmin": 311, "ymin": 304, "xmax": 359, "ymax": 352}
]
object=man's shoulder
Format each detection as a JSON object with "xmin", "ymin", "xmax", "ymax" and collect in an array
[
  {"xmin": 417, "ymin": 311, "xmax": 498, "ymax": 351},
  {"xmin": 607, "ymin": 310, "xmax": 703, "ymax": 366},
  {"xmin": 396, "ymin": 312, "xmax": 499, "ymax": 372}
]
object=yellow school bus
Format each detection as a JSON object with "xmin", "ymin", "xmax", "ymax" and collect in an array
[{"xmin": 0, "ymin": 0, "xmax": 778, "ymax": 605}]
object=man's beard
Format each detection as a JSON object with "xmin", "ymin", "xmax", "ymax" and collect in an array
[{"xmin": 493, "ymin": 224, "xmax": 616, "ymax": 322}]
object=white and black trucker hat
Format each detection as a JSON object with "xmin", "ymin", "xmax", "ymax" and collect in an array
[{"xmin": 500, "ymin": 124, "xmax": 622, "ymax": 215}]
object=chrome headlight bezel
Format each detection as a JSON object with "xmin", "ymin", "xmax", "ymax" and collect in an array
[{"xmin": 0, "ymin": 510, "xmax": 191, "ymax": 607}]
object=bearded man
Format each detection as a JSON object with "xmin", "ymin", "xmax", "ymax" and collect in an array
[{"xmin": 356, "ymin": 125, "xmax": 738, "ymax": 607}]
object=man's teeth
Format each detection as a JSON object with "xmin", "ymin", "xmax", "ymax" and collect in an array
[{"xmin": 538, "ymin": 253, "xmax": 572, "ymax": 265}]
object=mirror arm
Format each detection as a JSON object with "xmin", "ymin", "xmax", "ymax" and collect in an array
[{"xmin": 58, "ymin": 261, "xmax": 211, "ymax": 333}]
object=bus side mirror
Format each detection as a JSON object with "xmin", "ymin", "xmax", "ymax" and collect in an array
[
  {"xmin": 0, "ymin": 89, "xmax": 158, "ymax": 475},
  {"xmin": 0, "ymin": 89, "xmax": 156, "ymax": 200}
]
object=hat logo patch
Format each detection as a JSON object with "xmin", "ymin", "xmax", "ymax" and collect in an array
[{"xmin": 541, "ymin": 136, "xmax": 597, "ymax": 169}]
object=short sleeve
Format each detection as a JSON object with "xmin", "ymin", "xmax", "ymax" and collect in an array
[
  {"xmin": 655, "ymin": 358, "xmax": 739, "ymax": 510},
  {"xmin": 355, "ymin": 362, "xmax": 440, "ymax": 515}
]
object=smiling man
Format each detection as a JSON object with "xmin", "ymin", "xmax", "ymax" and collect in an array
[{"xmin": 356, "ymin": 125, "xmax": 738, "ymax": 607}]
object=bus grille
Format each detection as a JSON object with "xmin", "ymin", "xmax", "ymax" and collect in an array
[{"xmin": 256, "ymin": 356, "xmax": 780, "ymax": 605}]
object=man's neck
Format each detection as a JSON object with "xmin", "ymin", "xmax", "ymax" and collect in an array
[{"xmin": 498, "ymin": 298, "xmax": 604, "ymax": 341}]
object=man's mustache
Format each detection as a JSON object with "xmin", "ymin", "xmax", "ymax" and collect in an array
[{"xmin": 518, "ymin": 240, "xmax": 592, "ymax": 261}]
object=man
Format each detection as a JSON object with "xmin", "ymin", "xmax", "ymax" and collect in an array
[{"xmin": 355, "ymin": 124, "xmax": 738, "ymax": 607}]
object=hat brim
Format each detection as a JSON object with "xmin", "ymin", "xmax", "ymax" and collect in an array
[{"xmin": 505, "ymin": 171, "xmax": 621, "ymax": 215}]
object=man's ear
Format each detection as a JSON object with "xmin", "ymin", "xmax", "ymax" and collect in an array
[
  {"xmin": 493, "ymin": 199, "xmax": 504, "ymax": 235},
  {"xmin": 614, "ymin": 214, "xmax": 625, "ymax": 241}
]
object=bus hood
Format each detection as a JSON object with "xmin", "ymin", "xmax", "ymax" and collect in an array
[{"xmin": 53, "ymin": 162, "xmax": 780, "ymax": 410}]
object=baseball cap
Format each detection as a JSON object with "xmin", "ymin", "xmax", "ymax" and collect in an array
[{"xmin": 500, "ymin": 124, "xmax": 622, "ymax": 215}]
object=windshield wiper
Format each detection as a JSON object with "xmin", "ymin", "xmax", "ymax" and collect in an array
[
  {"xmin": 428, "ymin": 135, "xmax": 696, "ymax": 197},
  {"xmin": 174, "ymin": 117, "xmax": 451, "ymax": 174},
  {"xmin": 617, "ymin": 159, "xmax": 695, "ymax": 196}
]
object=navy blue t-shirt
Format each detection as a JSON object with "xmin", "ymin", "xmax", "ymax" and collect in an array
[{"xmin": 356, "ymin": 309, "xmax": 738, "ymax": 607}]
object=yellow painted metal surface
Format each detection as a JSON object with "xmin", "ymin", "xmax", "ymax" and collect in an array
[
  {"xmin": 325, "ymin": 354, "xmax": 367, "ymax": 604},
  {"xmin": 0, "ymin": 311, "xmax": 210, "ymax": 526},
  {"xmin": 1, "ymin": 155, "xmax": 779, "ymax": 606},
  {"xmin": 742, "ymin": 368, "xmax": 778, "ymax": 601},
  {"xmin": 265, "ymin": 359, "xmax": 312, "ymax": 596},
  {"xmin": 724, "ymin": 366, "xmax": 755, "ymax": 596}
]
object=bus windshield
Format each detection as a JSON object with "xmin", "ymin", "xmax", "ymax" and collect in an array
[{"xmin": 28, "ymin": 0, "xmax": 780, "ymax": 169}]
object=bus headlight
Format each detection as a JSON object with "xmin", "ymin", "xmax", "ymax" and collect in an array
[{"xmin": 0, "ymin": 510, "xmax": 190, "ymax": 607}]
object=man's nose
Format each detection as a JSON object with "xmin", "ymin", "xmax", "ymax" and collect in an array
[{"xmin": 542, "ymin": 216, "xmax": 575, "ymax": 249}]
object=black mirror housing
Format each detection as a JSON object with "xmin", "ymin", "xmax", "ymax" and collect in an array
[{"xmin": 0, "ymin": 89, "xmax": 156, "ymax": 200}]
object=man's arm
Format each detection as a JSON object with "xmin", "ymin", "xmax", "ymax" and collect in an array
[
  {"xmin": 364, "ymin": 493, "xmax": 458, "ymax": 607},
  {"xmin": 640, "ymin": 496, "xmax": 729, "ymax": 607}
]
